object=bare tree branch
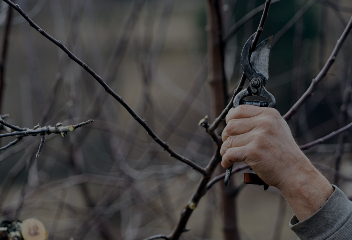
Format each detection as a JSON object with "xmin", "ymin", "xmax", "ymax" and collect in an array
[
  {"xmin": 0, "ymin": 119, "xmax": 93, "ymax": 139},
  {"xmin": 0, "ymin": 4, "xmax": 12, "ymax": 113},
  {"xmin": 284, "ymin": 15, "xmax": 352, "ymax": 121},
  {"xmin": 3, "ymin": 0, "xmax": 208, "ymax": 176},
  {"xmin": 0, "ymin": 137, "xmax": 21, "ymax": 151},
  {"xmin": 300, "ymin": 122, "xmax": 352, "ymax": 150},
  {"xmin": 35, "ymin": 135, "xmax": 45, "ymax": 158},
  {"xmin": 224, "ymin": 0, "xmax": 280, "ymax": 42},
  {"xmin": 143, "ymin": 234, "xmax": 169, "ymax": 240}
]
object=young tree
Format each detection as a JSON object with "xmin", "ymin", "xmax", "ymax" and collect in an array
[{"xmin": 0, "ymin": 0, "xmax": 351, "ymax": 239}]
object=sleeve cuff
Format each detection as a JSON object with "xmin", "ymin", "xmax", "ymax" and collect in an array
[{"xmin": 290, "ymin": 185, "xmax": 352, "ymax": 240}]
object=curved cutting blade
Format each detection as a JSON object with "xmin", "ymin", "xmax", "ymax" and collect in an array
[
  {"xmin": 241, "ymin": 33, "xmax": 256, "ymax": 80},
  {"xmin": 241, "ymin": 34, "xmax": 273, "ymax": 85},
  {"xmin": 250, "ymin": 36, "xmax": 272, "ymax": 84}
]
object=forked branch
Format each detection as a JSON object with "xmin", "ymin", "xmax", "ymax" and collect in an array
[{"xmin": 3, "ymin": 0, "xmax": 208, "ymax": 177}]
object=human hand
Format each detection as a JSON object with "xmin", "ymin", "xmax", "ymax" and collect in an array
[
  {"xmin": 220, "ymin": 105, "xmax": 333, "ymax": 221},
  {"xmin": 220, "ymin": 105, "xmax": 311, "ymax": 189}
]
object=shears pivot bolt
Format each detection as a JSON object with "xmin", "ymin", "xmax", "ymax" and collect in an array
[{"xmin": 250, "ymin": 78, "xmax": 260, "ymax": 88}]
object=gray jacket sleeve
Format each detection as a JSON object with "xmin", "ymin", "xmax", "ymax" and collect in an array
[{"xmin": 290, "ymin": 186, "xmax": 352, "ymax": 240}]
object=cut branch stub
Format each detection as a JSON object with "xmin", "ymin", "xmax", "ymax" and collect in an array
[{"xmin": 21, "ymin": 218, "xmax": 48, "ymax": 240}]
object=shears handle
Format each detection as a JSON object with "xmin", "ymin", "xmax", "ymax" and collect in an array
[{"xmin": 224, "ymin": 87, "xmax": 275, "ymax": 190}]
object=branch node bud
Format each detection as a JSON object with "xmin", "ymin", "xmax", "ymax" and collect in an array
[{"xmin": 188, "ymin": 202, "xmax": 196, "ymax": 210}]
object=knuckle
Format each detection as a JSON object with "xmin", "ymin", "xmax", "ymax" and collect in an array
[
  {"xmin": 236, "ymin": 105, "xmax": 247, "ymax": 116},
  {"xmin": 225, "ymin": 136, "xmax": 237, "ymax": 147},
  {"xmin": 221, "ymin": 137, "xmax": 235, "ymax": 154},
  {"xmin": 248, "ymin": 147, "xmax": 260, "ymax": 159},
  {"xmin": 225, "ymin": 119, "xmax": 237, "ymax": 134},
  {"xmin": 266, "ymin": 108, "xmax": 281, "ymax": 119},
  {"xmin": 258, "ymin": 117, "xmax": 273, "ymax": 132},
  {"xmin": 222, "ymin": 154, "xmax": 233, "ymax": 166},
  {"xmin": 225, "ymin": 108, "xmax": 236, "ymax": 123}
]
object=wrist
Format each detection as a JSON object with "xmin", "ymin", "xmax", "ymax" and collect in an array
[{"xmin": 276, "ymin": 153, "xmax": 333, "ymax": 221}]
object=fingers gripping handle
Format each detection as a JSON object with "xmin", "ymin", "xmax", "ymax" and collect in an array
[{"xmin": 224, "ymin": 90, "xmax": 275, "ymax": 189}]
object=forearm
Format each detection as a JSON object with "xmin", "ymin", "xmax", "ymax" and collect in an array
[
  {"xmin": 221, "ymin": 106, "xmax": 351, "ymax": 238},
  {"xmin": 276, "ymin": 152, "xmax": 334, "ymax": 221}
]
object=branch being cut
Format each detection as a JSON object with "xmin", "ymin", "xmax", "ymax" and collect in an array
[
  {"xmin": 207, "ymin": 0, "xmax": 272, "ymax": 135},
  {"xmin": 224, "ymin": 0, "xmax": 280, "ymax": 43},
  {"xmin": 2, "ymin": 0, "xmax": 208, "ymax": 177},
  {"xmin": 284, "ymin": 15, "xmax": 352, "ymax": 120}
]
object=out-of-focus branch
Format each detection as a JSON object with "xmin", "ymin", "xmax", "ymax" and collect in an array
[
  {"xmin": 324, "ymin": 1, "xmax": 347, "ymax": 26},
  {"xmin": 143, "ymin": 234, "xmax": 169, "ymax": 240},
  {"xmin": 322, "ymin": 0, "xmax": 352, "ymax": 13},
  {"xmin": 300, "ymin": 122, "xmax": 352, "ymax": 150},
  {"xmin": 284, "ymin": 15, "xmax": 352, "ymax": 120},
  {"xmin": 313, "ymin": 162, "xmax": 352, "ymax": 182},
  {"xmin": 272, "ymin": 0, "xmax": 319, "ymax": 46},
  {"xmin": 333, "ymin": 76, "xmax": 352, "ymax": 185},
  {"xmin": 3, "ymin": 0, "xmax": 208, "ymax": 176},
  {"xmin": 224, "ymin": 0, "xmax": 280, "ymax": 42},
  {"xmin": 167, "ymin": 150, "xmax": 221, "ymax": 240},
  {"xmin": 0, "ymin": 5, "xmax": 12, "ymax": 113}
]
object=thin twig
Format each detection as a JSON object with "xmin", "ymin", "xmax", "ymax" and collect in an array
[
  {"xmin": 2, "ymin": 0, "xmax": 208, "ymax": 176},
  {"xmin": 35, "ymin": 135, "xmax": 45, "ymax": 158},
  {"xmin": 0, "ymin": 120, "xmax": 93, "ymax": 138},
  {"xmin": 284, "ymin": 16, "xmax": 352, "ymax": 121},
  {"xmin": 143, "ymin": 234, "xmax": 169, "ymax": 240},
  {"xmin": 224, "ymin": 0, "xmax": 280, "ymax": 42},
  {"xmin": 300, "ymin": 122, "xmax": 352, "ymax": 150},
  {"xmin": 0, "ymin": 119, "xmax": 25, "ymax": 131},
  {"xmin": 250, "ymin": 0, "xmax": 272, "ymax": 50},
  {"xmin": 0, "ymin": 137, "xmax": 21, "ymax": 151}
]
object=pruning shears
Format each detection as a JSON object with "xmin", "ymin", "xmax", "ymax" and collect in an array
[{"xmin": 224, "ymin": 33, "xmax": 276, "ymax": 190}]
